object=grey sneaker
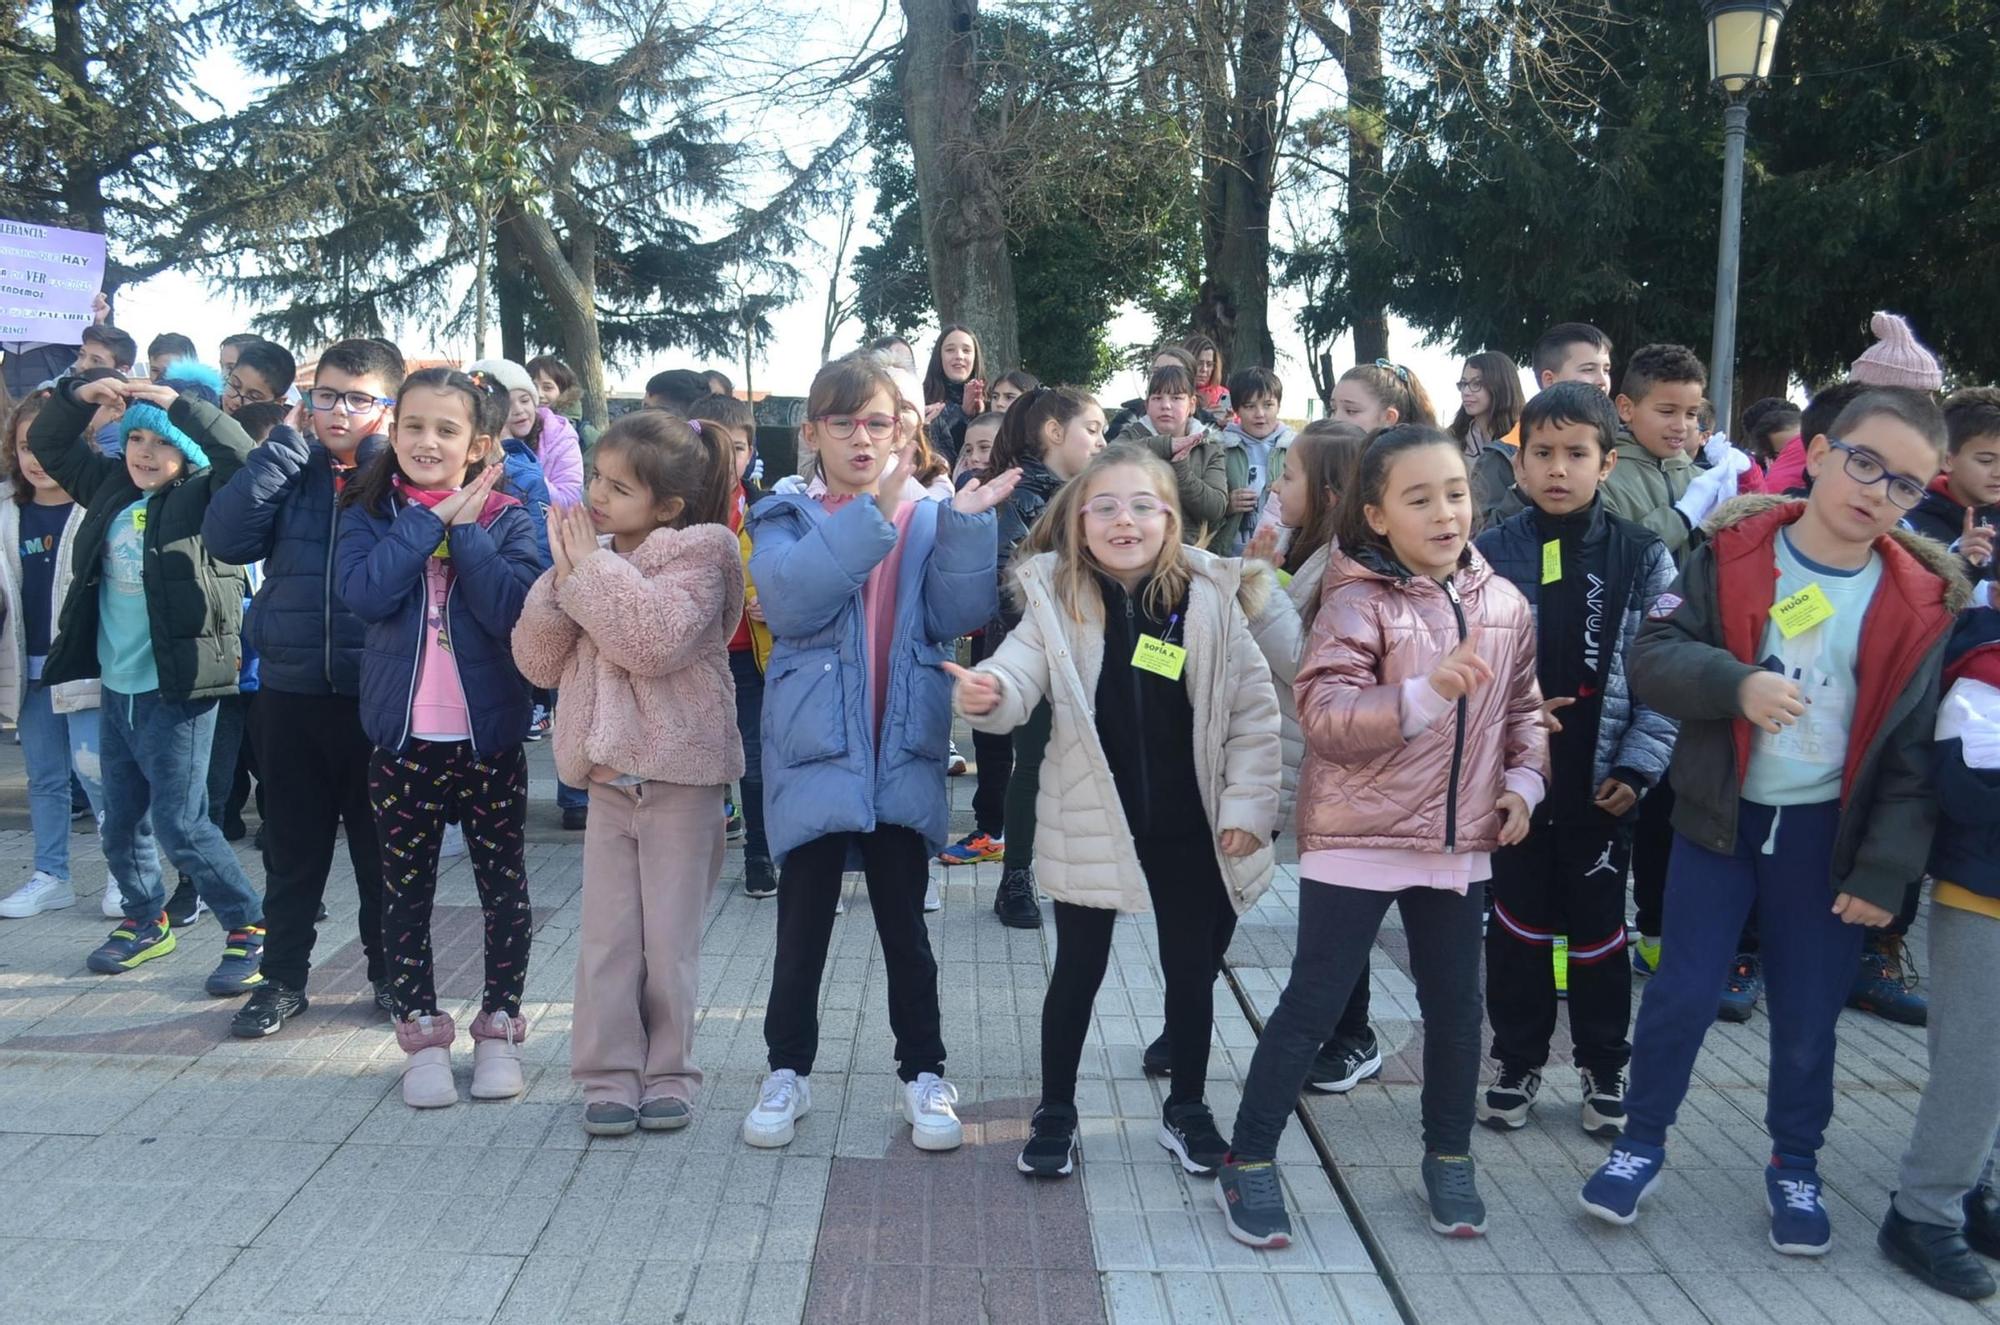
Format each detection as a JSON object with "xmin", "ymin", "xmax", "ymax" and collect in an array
[
  {"xmin": 1422, "ymin": 1153, "xmax": 1488, "ymax": 1237},
  {"xmin": 639, "ymin": 1098, "xmax": 692, "ymax": 1131},
  {"xmin": 583, "ymin": 1101, "xmax": 638, "ymax": 1136},
  {"xmin": 1215, "ymin": 1159, "xmax": 1293, "ymax": 1249}
]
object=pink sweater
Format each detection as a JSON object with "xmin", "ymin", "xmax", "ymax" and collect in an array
[{"xmin": 510, "ymin": 524, "xmax": 746, "ymax": 787}]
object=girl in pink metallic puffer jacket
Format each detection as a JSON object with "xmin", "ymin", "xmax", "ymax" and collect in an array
[{"xmin": 1215, "ymin": 425, "xmax": 1549, "ymax": 1253}]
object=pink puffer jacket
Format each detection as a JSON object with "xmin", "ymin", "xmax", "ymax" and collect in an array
[{"xmin": 1294, "ymin": 545, "xmax": 1547, "ymax": 853}]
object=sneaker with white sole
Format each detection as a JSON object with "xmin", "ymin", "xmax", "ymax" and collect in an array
[
  {"xmin": 743, "ymin": 1069, "xmax": 811, "ymax": 1147},
  {"xmin": 469, "ymin": 1009, "xmax": 526, "ymax": 1099},
  {"xmin": 1580, "ymin": 1140, "xmax": 1666, "ymax": 1224},
  {"xmin": 0, "ymin": 871, "xmax": 75, "ymax": 918},
  {"xmin": 101, "ymin": 879, "xmax": 124, "ymax": 918},
  {"xmin": 924, "ymin": 874, "xmax": 942, "ymax": 912},
  {"xmin": 902, "ymin": 1072, "xmax": 963, "ymax": 1151},
  {"xmin": 1305, "ymin": 1034, "xmax": 1382, "ymax": 1093},
  {"xmin": 396, "ymin": 1013, "xmax": 458, "ymax": 1109},
  {"xmin": 1476, "ymin": 1064, "xmax": 1541, "ymax": 1130},
  {"xmin": 1578, "ymin": 1067, "xmax": 1626, "ymax": 1139}
]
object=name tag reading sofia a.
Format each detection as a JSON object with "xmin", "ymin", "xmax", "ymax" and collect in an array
[
  {"xmin": 1770, "ymin": 583, "xmax": 1835, "ymax": 638},
  {"xmin": 1132, "ymin": 634, "xmax": 1187, "ymax": 680}
]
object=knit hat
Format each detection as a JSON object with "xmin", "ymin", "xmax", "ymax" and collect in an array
[
  {"xmin": 119, "ymin": 360, "xmax": 226, "ymax": 470},
  {"xmin": 464, "ymin": 358, "xmax": 535, "ymax": 397},
  {"xmin": 1850, "ymin": 312, "xmax": 1943, "ymax": 391}
]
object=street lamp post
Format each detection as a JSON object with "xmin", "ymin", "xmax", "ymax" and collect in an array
[{"xmin": 1704, "ymin": 0, "xmax": 1791, "ymax": 430}]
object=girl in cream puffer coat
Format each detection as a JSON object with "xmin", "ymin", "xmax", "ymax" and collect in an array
[{"xmin": 956, "ymin": 443, "xmax": 1280, "ymax": 1181}]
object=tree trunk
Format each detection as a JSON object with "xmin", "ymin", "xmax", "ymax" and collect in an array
[
  {"xmin": 472, "ymin": 199, "xmax": 491, "ymax": 359},
  {"xmin": 496, "ymin": 206, "xmax": 528, "ymax": 363},
  {"xmin": 898, "ymin": 0, "xmax": 1020, "ymax": 370},
  {"xmin": 502, "ymin": 196, "xmax": 606, "ymax": 427},
  {"xmin": 1342, "ymin": 0, "xmax": 1389, "ymax": 365},
  {"xmin": 1195, "ymin": 0, "xmax": 1282, "ymax": 372}
]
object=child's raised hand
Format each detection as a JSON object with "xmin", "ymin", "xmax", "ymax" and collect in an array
[
  {"xmin": 1831, "ymin": 892, "xmax": 1894, "ymax": 927},
  {"xmin": 1495, "ymin": 791, "xmax": 1531, "ymax": 846},
  {"xmin": 547, "ymin": 508, "xmax": 574, "ymax": 584},
  {"xmin": 1738, "ymin": 670, "xmax": 1805, "ymax": 734},
  {"xmin": 119, "ymin": 379, "xmax": 178, "ymax": 408},
  {"xmin": 73, "ymin": 376, "xmax": 126, "ymax": 409},
  {"xmin": 1962, "ymin": 507, "xmax": 1995, "ymax": 569},
  {"xmin": 952, "ymin": 465, "xmax": 1021, "ymax": 516},
  {"xmin": 1227, "ymin": 486, "xmax": 1260, "ymax": 513},
  {"xmin": 561, "ymin": 503, "xmax": 600, "ymax": 566},
  {"xmin": 941, "ymin": 660, "xmax": 1001, "ymax": 716},
  {"xmin": 1243, "ymin": 522, "xmax": 1281, "ymax": 565},
  {"xmin": 872, "ymin": 451, "xmax": 905, "ymax": 523},
  {"xmin": 448, "ymin": 464, "xmax": 504, "ymax": 525},
  {"xmin": 963, "ymin": 377, "xmax": 986, "ymax": 415},
  {"xmin": 1592, "ymin": 777, "xmax": 1639, "ymax": 818},
  {"xmin": 1217, "ymin": 828, "xmax": 1261, "ymax": 858},
  {"xmin": 1427, "ymin": 640, "xmax": 1493, "ymax": 702},
  {"xmin": 1540, "ymin": 695, "xmax": 1575, "ymax": 733}
]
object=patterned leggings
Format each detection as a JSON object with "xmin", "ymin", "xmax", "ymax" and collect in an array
[{"xmin": 368, "ymin": 740, "xmax": 532, "ymax": 1020}]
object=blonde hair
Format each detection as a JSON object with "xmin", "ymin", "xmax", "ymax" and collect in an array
[{"xmin": 1025, "ymin": 442, "xmax": 1192, "ymax": 622}]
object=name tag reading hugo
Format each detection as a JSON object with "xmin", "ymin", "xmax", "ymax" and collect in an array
[
  {"xmin": 1769, "ymin": 583, "xmax": 1835, "ymax": 638},
  {"xmin": 1132, "ymin": 634, "xmax": 1187, "ymax": 680}
]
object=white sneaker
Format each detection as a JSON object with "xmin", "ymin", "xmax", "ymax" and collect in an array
[
  {"xmin": 101, "ymin": 879, "xmax": 123, "ymax": 918},
  {"xmin": 946, "ymin": 742, "xmax": 968, "ymax": 776},
  {"xmin": 744, "ymin": 1069, "xmax": 811, "ymax": 1148},
  {"xmin": 924, "ymin": 875, "xmax": 942, "ymax": 913},
  {"xmin": 902, "ymin": 1072, "xmax": 963, "ymax": 1151},
  {"xmin": 440, "ymin": 823, "xmax": 468, "ymax": 858},
  {"xmin": 470, "ymin": 1011, "xmax": 526, "ymax": 1100},
  {"xmin": 0, "ymin": 871, "xmax": 76, "ymax": 918}
]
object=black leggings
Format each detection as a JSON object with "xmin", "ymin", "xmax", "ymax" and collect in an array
[
  {"xmin": 1000, "ymin": 702, "xmax": 1052, "ymax": 873},
  {"xmin": 1041, "ymin": 835, "xmax": 1237, "ymax": 1109}
]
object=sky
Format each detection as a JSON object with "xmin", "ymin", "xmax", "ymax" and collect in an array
[{"xmin": 92, "ymin": 4, "xmax": 1490, "ymax": 418}]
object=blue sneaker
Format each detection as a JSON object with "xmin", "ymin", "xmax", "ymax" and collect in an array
[
  {"xmin": 1766, "ymin": 1154, "xmax": 1832, "ymax": 1255},
  {"xmin": 86, "ymin": 914, "xmax": 177, "ymax": 974},
  {"xmin": 1846, "ymin": 937, "xmax": 1927, "ymax": 1026},
  {"xmin": 1580, "ymin": 1140, "xmax": 1666, "ymax": 1225},
  {"xmin": 204, "ymin": 925, "xmax": 267, "ymax": 997},
  {"xmin": 1716, "ymin": 952, "xmax": 1762, "ymax": 1023}
]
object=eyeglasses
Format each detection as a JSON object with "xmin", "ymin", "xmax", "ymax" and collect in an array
[
  {"xmin": 1827, "ymin": 439, "xmax": 1927, "ymax": 511},
  {"xmin": 309, "ymin": 387, "xmax": 396, "ymax": 414},
  {"xmin": 813, "ymin": 413, "xmax": 898, "ymax": 441},
  {"xmin": 226, "ymin": 376, "xmax": 274, "ymax": 405},
  {"xmin": 1082, "ymin": 494, "xmax": 1168, "ymax": 522},
  {"xmin": 1455, "ymin": 379, "xmax": 1484, "ymax": 393}
]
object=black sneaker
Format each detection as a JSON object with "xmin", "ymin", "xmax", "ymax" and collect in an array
[
  {"xmin": 562, "ymin": 804, "xmax": 588, "ymax": 831},
  {"xmin": 993, "ymin": 868, "xmax": 1041, "ymax": 929},
  {"xmin": 1477, "ymin": 1064, "xmax": 1541, "ymax": 1130},
  {"xmin": 315, "ymin": 901, "xmax": 329, "ymax": 923},
  {"xmin": 583, "ymin": 1101, "xmax": 638, "ymax": 1136},
  {"xmin": 1158, "ymin": 1100, "xmax": 1229, "ymax": 1176},
  {"xmin": 1968, "ymin": 1184, "xmax": 2000, "ymax": 1260},
  {"xmin": 1305, "ymin": 1034, "xmax": 1382, "ymax": 1093},
  {"xmin": 1422, "ymin": 1153, "xmax": 1488, "ymax": 1237},
  {"xmin": 165, "ymin": 875, "xmax": 207, "ymax": 929},
  {"xmin": 1142, "ymin": 1030, "xmax": 1172, "ymax": 1077},
  {"xmin": 743, "ymin": 861, "xmax": 777, "ymax": 899},
  {"xmin": 1017, "ymin": 1103, "xmax": 1078, "ymax": 1178},
  {"xmin": 1215, "ymin": 1159, "xmax": 1293, "ymax": 1249},
  {"xmin": 1879, "ymin": 1202, "xmax": 1996, "ymax": 1300},
  {"xmin": 222, "ymin": 813, "xmax": 248, "ymax": 843},
  {"xmin": 231, "ymin": 982, "xmax": 308, "ymax": 1038},
  {"xmin": 1578, "ymin": 1067, "xmax": 1626, "ymax": 1139}
]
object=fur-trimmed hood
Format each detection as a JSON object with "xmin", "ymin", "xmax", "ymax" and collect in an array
[{"xmin": 1703, "ymin": 493, "xmax": 1972, "ymax": 614}]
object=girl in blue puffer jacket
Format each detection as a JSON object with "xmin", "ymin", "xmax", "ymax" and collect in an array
[
  {"xmin": 335, "ymin": 368, "xmax": 543, "ymax": 1111},
  {"xmin": 739, "ymin": 353, "xmax": 1016, "ymax": 1155}
]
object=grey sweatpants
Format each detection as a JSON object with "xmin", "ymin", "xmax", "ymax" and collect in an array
[{"xmin": 1893, "ymin": 900, "xmax": 2000, "ymax": 1229}]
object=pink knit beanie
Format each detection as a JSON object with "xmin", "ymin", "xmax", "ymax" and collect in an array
[{"xmin": 1850, "ymin": 312, "xmax": 1942, "ymax": 390}]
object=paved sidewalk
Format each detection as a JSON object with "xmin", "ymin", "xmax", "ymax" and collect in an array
[{"xmin": 1, "ymin": 734, "xmax": 1996, "ymax": 1323}]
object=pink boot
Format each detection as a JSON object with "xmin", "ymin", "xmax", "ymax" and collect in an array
[
  {"xmin": 396, "ymin": 1012, "xmax": 458, "ymax": 1108},
  {"xmin": 469, "ymin": 1009, "xmax": 527, "ymax": 1100}
]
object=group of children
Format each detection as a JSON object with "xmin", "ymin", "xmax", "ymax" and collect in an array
[{"xmin": 3, "ymin": 309, "xmax": 1997, "ymax": 1302}]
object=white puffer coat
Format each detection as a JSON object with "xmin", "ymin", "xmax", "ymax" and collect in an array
[
  {"xmin": 1242, "ymin": 541, "xmax": 1331, "ymax": 833},
  {"xmin": 964, "ymin": 547, "xmax": 1282, "ymax": 915}
]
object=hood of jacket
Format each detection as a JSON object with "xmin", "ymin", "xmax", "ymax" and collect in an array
[{"xmin": 1221, "ymin": 420, "xmax": 1296, "ymax": 452}]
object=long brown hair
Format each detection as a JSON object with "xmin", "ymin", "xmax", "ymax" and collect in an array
[
  {"xmin": 922, "ymin": 323, "xmax": 985, "ymax": 406},
  {"xmin": 1284, "ymin": 420, "xmax": 1366, "ymax": 575},
  {"xmin": 1448, "ymin": 350, "xmax": 1525, "ymax": 445},
  {"xmin": 5, "ymin": 391, "xmax": 53, "ymax": 507},
  {"xmin": 1026, "ymin": 443, "xmax": 1191, "ymax": 622},
  {"xmin": 1339, "ymin": 361, "xmax": 1438, "ymax": 427},
  {"xmin": 1182, "ymin": 333, "xmax": 1223, "ymax": 389},
  {"xmin": 593, "ymin": 410, "xmax": 735, "ymax": 528},
  {"xmin": 989, "ymin": 385, "xmax": 1095, "ymax": 475}
]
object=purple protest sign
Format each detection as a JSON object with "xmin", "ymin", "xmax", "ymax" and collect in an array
[{"xmin": 0, "ymin": 220, "xmax": 107, "ymax": 343}]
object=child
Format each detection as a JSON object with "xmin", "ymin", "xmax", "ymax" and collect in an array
[
  {"xmin": 953, "ymin": 411, "xmax": 1004, "ymax": 487},
  {"xmin": 1127, "ymin": 361, "xmax": 1232, "ymax": 550},
  {"xmin": 1453, "ymin": 351, "xmax": 1528, "ymax": 529},
  {"xmin": 1214, "ymin": 425, "xmax": 1546, "ymax": 1249},
  {"xmin": 1878, "ymin": 606, "xmax": 2000, "ymax": 1301},
  {"xmin": 923, "ymin": 324, "xmax": 985, "ymax": 463},
  {"xmin": 527, "ymin": 354, "xmax": 600, "ymax": 458},
  {"xmin": 146, "ymin": 333, "xmax": 197, "ymax": 380},
  {"xmin": 1582, "ymin": 391, "xmax": 1965, "ymax": 1257},
  {"xmin": 955, "ymin": 388, "xmax": 1107, "ymax": 926},
  {"xmin": 29, "ymin": 363, "xmax": 267, "ymax": 992},
  {"xmin": 1767, "ymin": 313, "xmax": 1942, "ymax": 494},
  {"xmin": 690, "ymin": 391, "xmax": 777, "ymax": 899},
  {"xmin": 73, "ymin": 324, "xmax": 138, "ymax": 376},
  {"xmin": 0, "ymin": 391, "xmax": 116, "ymax": 919},
  {"xmin": 950, "ymin": 443, "xmax": 1280, "ymax": 1178},
  {"xmin": 512, "ymin": 410, "xmax": 744, "ymax": 1136},
  {"xmin": 335, "ymin": 367, "xmax": 544, "ymax": 1108},
  {"xmin": 468, "ymin": 357, "xmax": 584, "ymax": 506},
  {"xmin": 1904, "ymin": 388, "xmax": 2000, "ymax": 578},
  {"xmin": 1472, "ymin": 382, "xmax": 1678, "ymax": 1139},
  {"xmin": 1185, "ymin": 333, "xmax": 1231, "ymax": 414},
  {"xmin": 204, "ymin": 337, "xmax": 406, "ymax": 1036},
  {"xmin": 740, "ymin": 353, "xmax": 1014, "ymax": 1152},
  {"xmin": 988, "ymin": 370, "xmax": 1039, "ymax": 417},
  {"xmin": 1107, "ymin": 346, "xmax": 1221, "ymax": 442},
  {"xmin": 1741, "ymin": 396, "xmax": 1802, "ymax": 474},
  {"xmin": 223, "ymin": 338, "xmax": 297, "ymax": 415},
  {"xmin": 1532, "ymin": 322, "xmax": 1615, "ymax": 393},
  {"xmin": 1330, "ymin": 360, "xmax": 1438, "ymax": 430},
  {"xmin": 1221, "ymin": 366, "xmax": 1295, "ymax": 555}
]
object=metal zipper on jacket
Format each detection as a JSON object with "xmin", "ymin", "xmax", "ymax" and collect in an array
[{"xmin": 1444, "ymin": 576, "xmax": 1468, "ymax": 852}]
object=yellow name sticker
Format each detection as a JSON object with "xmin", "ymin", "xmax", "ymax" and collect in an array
[
  {"xmin": 132, "ymin": 507, "xmax": 147, "ymax": 533},
  {"xmin": 1770, "ymin": 583, "xmax": 1835, "ymax": 638},
  {"xmin": 1541, "ymin": 539, "xmax": 1561, "ymax": 584},
  {"xmin": 1132, "ymin": 634, "xmax": 1187, "ymax": 681}
]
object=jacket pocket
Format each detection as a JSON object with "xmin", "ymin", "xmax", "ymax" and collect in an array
[
  {"xmin": 766, "ymin": 647, "xmax": 849, "ymax": 766},
  {"xmin": 896, "ymin": 639, "xmax": 953, "ymax": 757}
]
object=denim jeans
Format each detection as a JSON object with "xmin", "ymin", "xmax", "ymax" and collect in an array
[
  {"xmin": 100, "ymin": 688, "xmax": 263, "ymax": 928},
  {"xmin": 552, "ymin": 689, "xmax": 589, "ymax": 812},
  {"xmin": 729, "ymin": 649, "xmax": 770, "ymax": 873},
  {"xmin": 18, "ymin": 684, "xmax": 109, "ymax": 880}
]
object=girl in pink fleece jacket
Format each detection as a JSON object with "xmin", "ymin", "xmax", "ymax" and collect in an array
[{"xmin": 511, "ymin": 411, "xmax": 745, "ymax": 1137}]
